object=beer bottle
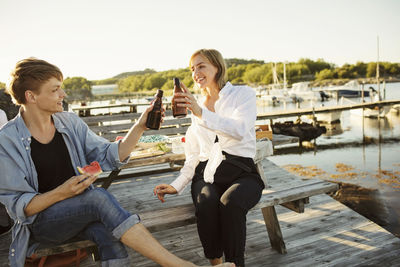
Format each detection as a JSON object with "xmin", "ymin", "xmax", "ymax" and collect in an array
[
  {"xmin": 146, "ymin": 89, "xmax": 163, "ymax": 130},
  {"xmin": 172, "ymin": 78, "xmax": 187, "ymax": 118}
]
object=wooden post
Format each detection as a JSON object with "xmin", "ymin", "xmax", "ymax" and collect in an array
[
  {"xmin": 101, "ymin": 169, "xmax": 122, "ymax": 189},
  {"xmin": 261, "ymin": 206, "xmax": 287, "ymax": 254}
]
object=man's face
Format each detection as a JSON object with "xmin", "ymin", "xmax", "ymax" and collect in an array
[{"xmin": 33, "ymin": 77, "xmax": 66, "ymax": 114}]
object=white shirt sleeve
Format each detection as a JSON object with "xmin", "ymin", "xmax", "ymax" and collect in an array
[
  {"xmin": 199, "ymin": 88, "xmax": 257, "ymax": 141},
  {"xmin": 170, "ymin": 125, "xmax": 200, "ymax": 194}
]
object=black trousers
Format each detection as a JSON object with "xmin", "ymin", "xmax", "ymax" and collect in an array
[{"xmin": 190, "ymin": 158, "xmax": 264, "ymax": 267}]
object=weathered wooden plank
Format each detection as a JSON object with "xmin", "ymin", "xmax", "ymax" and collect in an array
[
  {"xmin": 34, "ymin": 240, "xmax": 96, "ymax": 258},
  {"xmin": 89, "ymin": 117, "xmax": 192, "ymax": 133},
  {"xmin": 81, "ymin": 112, "xmax": 141, "ymax": 124},
  {"xmin": 254, "ymin": 181, "xmax": 338, "ymax": 209}
]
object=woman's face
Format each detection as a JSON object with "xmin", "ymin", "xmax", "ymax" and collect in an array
[{"xmin": 190, "ymin": 54, "xmax": 218, "ymax": 90}]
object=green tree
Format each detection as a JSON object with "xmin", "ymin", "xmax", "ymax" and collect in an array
[
  {"xmin": 143, "ymin": 74, "xmax": 166, "ymax": 90},
  {"xmin": 315, "ymin": 69, "xmax": 335, "ymax": 80},
  {"xmin": 298, "ymin": 58, "xmax": 333, "ymax": 74},
  {"xmin": 62, "ymin": 77, "xmax": 92, "ymax": 99},
  {"xmin": 366, "ymin": 62, "xmax": 377, "ymax": 78}
]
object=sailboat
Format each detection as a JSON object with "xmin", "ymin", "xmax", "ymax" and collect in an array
[
  {"xmin": 256, "ymin": 62, "xmax": 292, "ymax": 106},
  {"xmin": 348, "ymin": 37, "xmax": 391, "ymax": 118}
]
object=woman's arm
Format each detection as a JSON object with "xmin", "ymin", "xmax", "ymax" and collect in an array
[
  {"xmin": 154, "ymin": 125, "xmax": 200, "ymax": 201},
  {"xmin": 174, "ymin": 84, "xmax": 257, "ymax": 140},
  {"xmin": 199, "ymin": 87, "xmax": 257, "ymax": 140}
]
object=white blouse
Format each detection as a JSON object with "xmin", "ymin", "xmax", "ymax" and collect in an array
[{"xmin": 170, "ymin": 82, "xmax": 257, "ymax": 194}]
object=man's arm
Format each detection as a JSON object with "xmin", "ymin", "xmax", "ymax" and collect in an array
[
  {"xmin": 24, "ymin": 173, "xmax": 95, "ymax": 217},
  {"xmin": 118, "ymin": 105, "xmax": 156, "ymax": 161}
]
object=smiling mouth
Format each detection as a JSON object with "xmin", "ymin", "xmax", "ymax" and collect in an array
[{"xmin": 196, "ymin": 77, "xmax": 205, "ymax": 83}]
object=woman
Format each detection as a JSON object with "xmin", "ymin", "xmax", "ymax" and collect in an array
[
  {"xmin": 154, "ymin": 49, "xmax": 265, "ymax": 267},
  {"xmin": 0, "ymin": 58, "xmax": 233, "ymax": 267}
]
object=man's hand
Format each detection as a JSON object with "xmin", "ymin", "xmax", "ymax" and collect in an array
[{"xmin": 56, "ymin": 173, "xmax": 97, "ymax": 200}]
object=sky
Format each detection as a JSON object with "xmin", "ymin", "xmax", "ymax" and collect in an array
[{"xmin": 0, "ymin": 0, "xmax": 399, "ymax": 83}]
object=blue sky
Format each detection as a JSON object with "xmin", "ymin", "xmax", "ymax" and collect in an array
[{"xmin": 0, "ymin": 0, "xmax": 399, "ymax": 83}]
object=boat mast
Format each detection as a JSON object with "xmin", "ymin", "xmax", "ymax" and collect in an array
[
  {"xmin": 376, "ymin": 36, "xmax": 380, "ymax": 101},
  {"xmin": 283, "ymin": 62, "xmax": 287, "ymax": 90}
]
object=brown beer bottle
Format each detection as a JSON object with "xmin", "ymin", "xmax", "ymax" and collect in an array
[
  {"xmin": 146, "ymin": 89, "xmax": 163, "ymax": 130},
  {"xmin": 172, "ymin": 78, "xmax": 187, "ymax": 118}
]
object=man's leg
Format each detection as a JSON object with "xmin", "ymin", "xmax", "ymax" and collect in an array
[
  {"xmin": 80, "ymin": 222, "xmax": 130, "ymax": 266},
  {"xmin": 31, "ymin": 188, "xmax": 234, "ymax": 267}
]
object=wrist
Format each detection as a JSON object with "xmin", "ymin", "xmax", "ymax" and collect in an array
[
  {"xmin": 195, "ymin": 106, "xmax": 203, "ymax": 118},
  {"xmin": 52, "ymin": 186, "xmax": 68, "ymax": 202}
]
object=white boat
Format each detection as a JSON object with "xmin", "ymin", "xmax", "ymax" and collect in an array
[
  {"xmin": 391, "ymin": 104, "xmax": 400, "ymax": 114},
  {"xmin": 341, "ymin": 97, "xmax": 391, "ymax": 118},
  {"xmin": 288, "ymin": 82, "xmax": 322, "ymax": 102},
  {"xmin": 314, "ymin": 111, "xmax": 342, "ymax": 123},
  {"xmin": 256, "ymin": 63, "xmax": 292, "ymax": 106},
  {"xmin": 350, "ymin": 106, "xmax": 392, "ymax": 118},
  {"xmin": 304, "ymin": 108, "xmax": 342, "ymax": 123},
  {"xmin": 256, "ymin": 87, "xmax": 292, "ymax": 106},
  {"xmin": 322, "ymin": 80, "xmax": 371, "ymax": 98}
]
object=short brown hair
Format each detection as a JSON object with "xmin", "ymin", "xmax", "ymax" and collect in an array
[
  {"xmin": 7, "ymin": 58, "xmax": 63, "ymax": 105},
  {"xmin": 190, "ymin": 49, "xmax": 227, "ymax": 90}
]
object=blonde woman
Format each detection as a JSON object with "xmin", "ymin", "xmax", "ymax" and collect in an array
[{"xmin": 154, "ymin": 49, "xmax": 264, "ymax": 267}]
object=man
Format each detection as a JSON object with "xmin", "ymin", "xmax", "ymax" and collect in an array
[{"xmin": 0, "ymin": 58, "xmax": 233, "ymax": 267}]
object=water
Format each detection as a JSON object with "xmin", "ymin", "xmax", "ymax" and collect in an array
[{"xmin": 259, "ymin": 82, "xmax": 400, "ymax": 238}]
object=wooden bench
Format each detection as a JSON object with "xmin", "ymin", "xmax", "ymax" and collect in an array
[
  {"xmin": 80, "ymin": 110, "xmax": 191, "ymax": 141},
  {"xmin": 24, "ymin": 141, "xmax": 338, "ymax": 263}
]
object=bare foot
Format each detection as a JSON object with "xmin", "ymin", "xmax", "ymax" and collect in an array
[
  {"xmin": 185, "ymin": 261, "xmax": 235, "ymax": 267},
  {"xmin": 209, "ymin": 257, "xmax": 223, "ymax": 265},
  {"xmin": 215, "ymin": 263, "xmax": 235, "ymax": 267}
]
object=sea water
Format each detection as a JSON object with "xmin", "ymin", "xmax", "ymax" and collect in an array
[{"xmin": 261, "ymin": 82, "xmax": 400, "ymax": 237}]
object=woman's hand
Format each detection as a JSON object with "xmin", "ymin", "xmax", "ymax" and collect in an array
[
  {"xmin": 173, "ymin": 82, "xmax": 202, "ymax": 118},
  {"xmin": 56, "ymin": 173, "xmax": 97, "ymax": 200},
  {"xmin": 153, "ymin": 184, "xmax": 178, "ymax": 203}
]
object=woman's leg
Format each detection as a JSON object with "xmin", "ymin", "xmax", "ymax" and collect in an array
[
  {"xmin": 219, "ymin": 176, "xmax": 264, "ymax": 267},
  {"xmin": 191, "ymin": 178, "xmax": 224, "ymax": 262}
]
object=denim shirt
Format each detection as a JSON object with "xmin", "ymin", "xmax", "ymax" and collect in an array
[{"xmin": 0, "ymin": 111, "xmax": 128, "ymax": 267}]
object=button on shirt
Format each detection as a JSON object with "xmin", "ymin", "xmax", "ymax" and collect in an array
[
  {"xmin": 0, "ymin": 111, "xmax": 128, "ymax": 267},
  {"xmin": 170, "ymin": 82, "xmax": 257, "ymax": 193}
]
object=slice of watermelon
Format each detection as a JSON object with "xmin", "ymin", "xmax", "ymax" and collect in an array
[
  {"xmin": 77, "ymin": 161, "xmax": 103, "ymax": 176},
  {"xmin": 115, "ymin": 136, "xmax": 124, "ymax": 141}
]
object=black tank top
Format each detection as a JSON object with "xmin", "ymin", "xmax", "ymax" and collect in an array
[{"xmin": 30, "ymin": 130, "xmax": 76, "ymax": 193}]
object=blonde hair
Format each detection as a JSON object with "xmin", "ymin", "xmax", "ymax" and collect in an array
[
  {"xmin": 7, "ymin": 58, "xmax": 63, "ymax": 105},
  {"xmin": 189, "ymin": 49, "xmax": 227, "ymax": 91}
]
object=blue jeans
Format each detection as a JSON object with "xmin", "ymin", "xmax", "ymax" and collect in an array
[{"xmin": 29, "ymin": 188, "xmax": 140, "ymax": 266}]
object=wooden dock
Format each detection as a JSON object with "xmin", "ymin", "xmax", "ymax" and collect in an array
[
  {"xmin": 1, "ymin": 159, "xmax": 398, "ymax": 266},
  {"xmin": 257, "ymin": 99, "xmax": 400, "ymax": 120}
]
